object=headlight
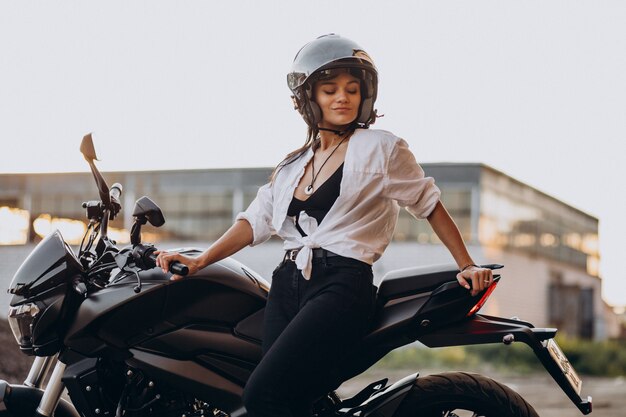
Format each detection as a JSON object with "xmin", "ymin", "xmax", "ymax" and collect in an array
[{"xmin": 8, "ymin": 303, "xmax": 40, "ymax": 347}]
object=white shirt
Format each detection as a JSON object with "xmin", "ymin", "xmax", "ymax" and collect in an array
[{"xmin": 236, "ymin": 128, "xmax": 441, "ymax": 279}]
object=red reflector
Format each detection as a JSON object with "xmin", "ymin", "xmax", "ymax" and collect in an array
[{"xmin": 467, "ymin": 281, "xmax": 498, "ymax": 317}]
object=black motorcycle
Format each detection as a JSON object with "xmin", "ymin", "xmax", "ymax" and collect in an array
[{"xmin": 1, "ymin": 134, "xmax": 592, "ymax": 417}]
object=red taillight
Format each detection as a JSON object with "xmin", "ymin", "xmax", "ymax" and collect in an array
[{"xmin": 467, "ymin": 280, "xmax": 498, "ymax": 317}]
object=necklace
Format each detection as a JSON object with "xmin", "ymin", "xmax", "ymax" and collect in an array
[{"xmin": 304, "ymin": 132, "xmax": 350, "ymax": 195}]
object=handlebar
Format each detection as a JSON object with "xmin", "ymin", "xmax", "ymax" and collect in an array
[
  {"xmin": 110, "ymin": 183, "xmax": 123, "ymax": 203},
  {"xmin": 148, "ymin": 253, "xmax": 189, "ymax": 276},
  {"xmin": 108, "ymin": 183, "xmax": 123, "ymax": 220},
  {"xmin": 131, "ymin": 244, "xmax": 189, "ymax": 276}
]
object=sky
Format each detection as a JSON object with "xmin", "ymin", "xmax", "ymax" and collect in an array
[{"xmin": 1, "ymin": 1, "xmax": 625, "ymax": 306}]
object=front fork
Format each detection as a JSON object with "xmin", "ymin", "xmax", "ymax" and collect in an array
[
  {"xmin": 24, "ymin": 356, "xmax": 67, "ymax": 417},
  {"xmin": 24, "ymin": 355, "xmax": 57, "ymax": 388}
]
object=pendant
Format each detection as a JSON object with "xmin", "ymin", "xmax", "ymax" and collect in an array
[{"xmin": 304, "ymin": 185, "xmax": 314, "ymax": 195}]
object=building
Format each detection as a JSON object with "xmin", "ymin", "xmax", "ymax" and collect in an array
[{"xmin": 0, "ymin": 163, "xmax": 617, "ymax": 339}]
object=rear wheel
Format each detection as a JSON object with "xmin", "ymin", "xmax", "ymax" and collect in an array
[{"xmin": 394, "ymin": 372, "xmax": 539, "ymax": 417}]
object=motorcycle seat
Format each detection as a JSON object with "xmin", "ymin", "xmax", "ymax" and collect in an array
[{"xmin": 377, "ymin": 263, "xmax": 459, "ymax": 302}]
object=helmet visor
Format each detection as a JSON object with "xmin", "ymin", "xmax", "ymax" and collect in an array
[{"xmin": 287, "ymin": 35, "xmax": 376, "ymax": 91}]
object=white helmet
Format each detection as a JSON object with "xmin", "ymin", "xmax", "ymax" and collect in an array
[{"xmin": 287, "ymin": 34, "xmax": 378, "ymax": 129}]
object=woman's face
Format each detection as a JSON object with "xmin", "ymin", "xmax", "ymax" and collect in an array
[{"xmin": 313, "ymin": 71, "xmax": 361, "ymax": 129}]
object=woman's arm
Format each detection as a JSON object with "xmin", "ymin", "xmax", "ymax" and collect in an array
[
  {"xmin": 156, "ymin": 219, "xmax": 253, "ymax": 280},
  {"xmin": 427, "ymin": 201, "xmax": 493, "ymax": 296},
  {"xmin": 157, "ymin": 180, "xmax": 275, "ymax": 281}
]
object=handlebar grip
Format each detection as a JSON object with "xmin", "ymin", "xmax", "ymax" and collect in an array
[
  {"xmin": 147, "ymin": 253, "xmax": 189, "ymax": 276},
  {"xmin": 170, "ymin": 262, "xmax": 189, "ymax": 276}
]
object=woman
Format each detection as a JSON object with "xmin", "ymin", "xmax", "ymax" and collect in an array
[{"xmin": 156, "ymin": 34, "xmax": 493, "ymax": 417}]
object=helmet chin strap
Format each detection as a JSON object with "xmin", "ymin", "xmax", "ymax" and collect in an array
[{"xmin": 317, "ymin": 123, "xmax": 357, "ymax": 136}]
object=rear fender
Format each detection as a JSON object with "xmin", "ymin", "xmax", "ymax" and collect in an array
[
  {"xmin": 0, "ymin": 380, "xmax": 79, "ymax": 417},
  {"xmin": 417, "ymin": 314, "xmax": 592, "ymax": 415},
  {"xmin": 341, "ymin": 373, "xmax": 417, "ymax": 417}
]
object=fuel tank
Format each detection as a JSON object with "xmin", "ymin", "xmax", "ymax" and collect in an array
[{"xmin": 64, "ymin": 249, "xmax": 268, "ymax": 363}]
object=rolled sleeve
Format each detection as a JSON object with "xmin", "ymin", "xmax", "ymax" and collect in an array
[
  {"xmin": 383, "ymin": 139, "xmax": 441, "ymax": 219},
  {"xmin": 235, "ymin": 182, "xmax": 275, "ymax": 246}
]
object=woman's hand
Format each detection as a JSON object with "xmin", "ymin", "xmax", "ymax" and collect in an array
[
  {"xmin": 426, "ymin": 203, "xmax": 494, "ymax": 296},
  {"xmin": 155, "ymin": 250, "xmax": 202, "ymax": 281},
  {"xmin": 456, "ymin": 265, "xmax": 494, "ymax": 297}
]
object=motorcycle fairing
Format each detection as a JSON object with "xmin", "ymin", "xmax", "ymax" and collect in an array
[
  {"xmin": 9, "ymin": 230, "xmax": 82, "ymax": 303},
  {"xmin": 64, "ymin": 255, "xmax": 267, "ymax": 357}
]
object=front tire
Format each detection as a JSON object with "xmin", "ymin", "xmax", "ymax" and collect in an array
[
  {"xmin": 0, "ymin": 382, "xmax": 79, "ymax": 417},
  {"xmin": 394, "ymin": 372, "xmax": 539, "ymax": 417}
]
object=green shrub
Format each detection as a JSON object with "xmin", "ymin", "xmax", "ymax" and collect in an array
[
  {"xmin": 553, "ymin": 336, "xmax": 626, "ymax": 377},
  {"xmin": 377, "ymin": 345, "xmax": 479, "ymax": 370}
]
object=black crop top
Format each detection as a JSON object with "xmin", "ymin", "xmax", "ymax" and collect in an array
[{"xmin": 287, "ymin": 163, "xmax": 344, "ymax": 236}]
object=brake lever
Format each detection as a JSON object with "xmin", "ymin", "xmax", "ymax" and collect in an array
[
  {"xmin": 112, "ymin": 249, "xmax": 144, "ymax": 293},
  {"xmin": 124, "ymin": 266, "xmax": 143, "ymax": 294}
]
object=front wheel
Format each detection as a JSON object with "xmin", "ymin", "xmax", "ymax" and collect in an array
[
  {"xmin": 394, "ymin": 372, "xmax": 539, "ymax": 417},
  {"xmin": 0, "ymin": 382, "xmax": 79, "ymax": 417}
]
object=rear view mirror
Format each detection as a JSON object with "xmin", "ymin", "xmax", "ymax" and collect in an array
[
  {"xmin": 80, "ymin": 133, "xmax": 99, "ymax": 161},
  {"xmin": 80, "ymin": 133, "xmax": 111, "ymax": 208},
  {"xmin": 132, "ymin": 196, "xmax": 165, "ymax": 227}
]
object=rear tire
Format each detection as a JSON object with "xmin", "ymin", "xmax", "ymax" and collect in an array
[{"xmin": 394, "ymin": 372, "xmax": 539, "ymax": 417}]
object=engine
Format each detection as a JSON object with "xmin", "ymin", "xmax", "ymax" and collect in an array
[{"xmin": 63, "ymin": 358, "xmax": 229, "ymax": 417}]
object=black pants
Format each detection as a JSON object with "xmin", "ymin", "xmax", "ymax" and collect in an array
[{"xmin": 243, "ymin": 254, "xmax": 376, "ymax": 417}]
